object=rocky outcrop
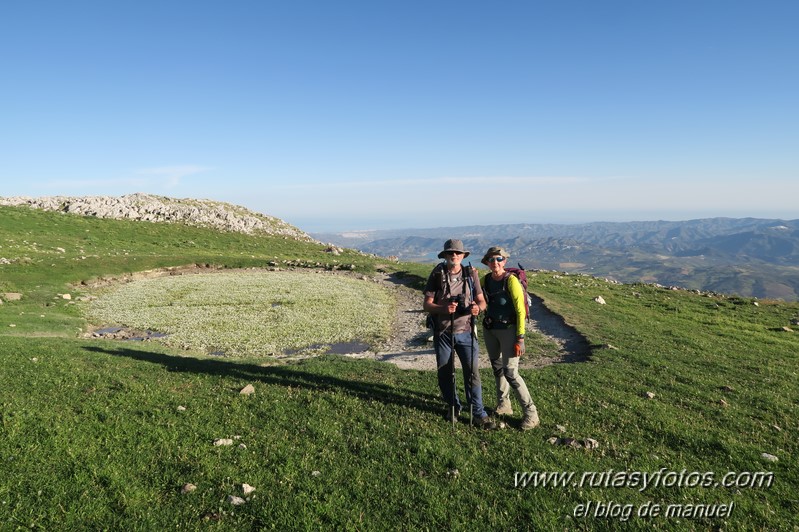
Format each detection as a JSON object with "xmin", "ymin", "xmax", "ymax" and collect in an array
[{"xmin": 0, "ymin": 193, "xmax": 314, "ymax": 241}]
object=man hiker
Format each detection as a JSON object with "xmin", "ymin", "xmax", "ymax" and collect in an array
[{"xmin": 423, "ymin": 239, "xmax": 496, "ymax": 429}]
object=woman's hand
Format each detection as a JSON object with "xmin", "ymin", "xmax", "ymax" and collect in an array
[{"xmin": 514, "ymin": 338, "xmax": 525, "ymax": 357}]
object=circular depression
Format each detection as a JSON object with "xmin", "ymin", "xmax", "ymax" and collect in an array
[{"xmin": 84, "ymin": 270, "xmax": 395, "ymax": 357}]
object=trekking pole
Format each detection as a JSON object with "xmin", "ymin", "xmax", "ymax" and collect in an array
[
  {"xmin": 450, "ymin": 307, "xmax": 457, "ymax": 431},
  {"xmin": 467, "ymin": 262, "xmax": 476, "ymax": 428},
  {"xmin": 469, "ymin": 311, "xmax": 475, "ymax": 427}
]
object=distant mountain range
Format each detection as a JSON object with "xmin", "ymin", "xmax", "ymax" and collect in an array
[{"xmin": 313, "ymin": 218, "xmax": 799, "ymax": 301}]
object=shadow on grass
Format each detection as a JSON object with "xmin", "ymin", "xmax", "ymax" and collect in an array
[
  {"xmin": 528, "ymin": 293, "xmax": 592, "ymax": 362},
  {"xmin": 83, "ymin": 345, "xmax": 443, "ymax": 415}
]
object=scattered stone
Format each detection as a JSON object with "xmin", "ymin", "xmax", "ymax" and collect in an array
[
  {"xmin": 239, "ymin": 384, "xmax": 255, "ymax": 395},
  {"xmin": 311, "ymin": 470, "xmax": 321, "ymax": 477},
  {"xmin": 497, "ymin": 421, "xmax": 507, "ymax": 429},
  {"xmin": 242, "ymin": 483, "xmax": 256, "ymax": 496},
  {"xmin": 31, "ymin": 357, "xmax": 38, "ymax": 363},
  {"xmin": 603, "ymin": 344, "xmax": 618, "ymax": 350},
  {"xmin": 556, "ymin": 424, "xmax": 567, "ymax": 433},
  {"xmin": 644, "ymin": 391, "xmax": 656, "ymax": 400},
  {"xmin": 227, "ymin": 495, "xmax": 246, "ymax": 506},
  {"xmin": 446, "ymin": 468, "xmax": 460, "ymax": 478},
  {"xmin": 761, "ymin": 453, "xmax": 778, "ymax": 463},
  {"xmin": 56, "ymin": 247, "xmax": 66, "ymax": 253},
  {"xmin": 3, "ymin": 293, "xmax": 22, "ymax": 301},
  {"xmin": 718, "ymin": 399, "xmax": 729, "ymax": 407},
  {"xmin": 177, "ymin": 405, "xmax": 187, "ymax": 412},
  {"xmin": 9, "ymin": 324, "xmax": 16, "ymax": 328},
  {"xmin": 547, "ymin": 437, "xmax": 599, "ymax": 449},
  {"xmin": 593, "ymin": 296, "xmax": 606, "ymax": 305},
  {"xmin": 583, "ymin": 438, "xmax": 600, "ymax": 449},
  {"xmin": 213, "ymin": 438, "xmax": 234, "ymax": 446},
  {"xmin": 61, "ymin": 294, "xmax": 72, "ymax": 300},
  {"xmin": 780, "ymin": 326, "xmax": 793, "ymax": 333},
  {"xmin": 238, "ymin": 443, "xmax": 247, "ymax": 450},
  {"xmin": 180, "ymin": 483, "xmax": 197, "ymax": 494},
  {"xmin": 771, "ymin": 424, "xmax": 781, "ymax": 432},
  {"xmin": 753, "ymin": 301, "xmax": 760, "ymax": 307}
]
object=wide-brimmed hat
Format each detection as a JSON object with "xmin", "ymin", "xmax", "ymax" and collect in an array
[
  {"xmin": 437, "ymin": 239, "xmax": 470, "ymax": 259},
  {"xmin": 481, "ymin": 246, "xmax": 510, "ymax": 265}
]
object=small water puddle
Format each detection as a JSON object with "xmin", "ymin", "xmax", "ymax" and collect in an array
[{"xmin": 91, "ymin": 326, "xmax": 169, "ymax": 341}]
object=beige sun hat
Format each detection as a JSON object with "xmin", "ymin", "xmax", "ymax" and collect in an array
[
  {"xmin": 437, "ymin": 239, "xmax": 470, "ymax": 259},
  {"xmin": 481, "ymin": 246, "xmax": 510, "ymax": 265}
]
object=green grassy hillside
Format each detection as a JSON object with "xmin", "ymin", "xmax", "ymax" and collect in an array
[{"xmin": 1, "ymin": 205, "xmax": 797, "ymax": 530}]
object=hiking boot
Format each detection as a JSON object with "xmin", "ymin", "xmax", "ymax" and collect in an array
[
  {"xmin": 475, "ymin": 415, "xmax": 497, "ymax": 430},
  {"xmin": 520, "ymin": 409, "xmax": 540, "ymax": 431},
  {"xmin": 444, "ymin": 406, "xmax": 462, "ymax": 422},
  {"xmin": 494, "ymin": 400, "xmax": 513, "ymax": 416}
]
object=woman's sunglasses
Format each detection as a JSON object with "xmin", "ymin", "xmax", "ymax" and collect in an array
[{"xmin": 487, "ymin": 257, "xmax": 505, "ymax": 263}]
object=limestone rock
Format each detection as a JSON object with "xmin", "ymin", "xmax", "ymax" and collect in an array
[
  {"xmin": 227, "ymin": 495, "xmax": 246, "ymax": 505},
  {"xmin": 0, "ymin": 193, "xmax": 315, "ymax": 241},
  {"xmin": 583, "ymin": 438, "xmax": 600, "ymax": 449}
]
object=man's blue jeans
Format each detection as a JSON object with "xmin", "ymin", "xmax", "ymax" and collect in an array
[{"xmin": 434, "ymin": 331, "xmax": 487, "ymax": 418}]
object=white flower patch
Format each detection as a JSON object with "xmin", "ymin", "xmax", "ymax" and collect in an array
[{"xmin": 85, "ymin": 271, "xmax": 394, "ymax": 357}]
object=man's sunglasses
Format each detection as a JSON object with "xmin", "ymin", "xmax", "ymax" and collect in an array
[
  {"xmin": 487, "ymin": 257, "xmax": 505, "ymax": 263},
  {"xmin": 445, "ymin": 251, "xmax": 464, "ymax": 256}
]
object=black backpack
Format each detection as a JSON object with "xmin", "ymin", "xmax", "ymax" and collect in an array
[{"xmin": 483, "ymin": 263, "xmax": 531, "ymax": 322}]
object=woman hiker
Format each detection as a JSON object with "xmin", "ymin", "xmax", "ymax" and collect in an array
[{"xmin": 480, "ymin": 246, "xmax": 540, "ymax": 430}]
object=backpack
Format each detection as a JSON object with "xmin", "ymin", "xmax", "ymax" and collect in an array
[
  {"xmin": 425, "ymin": 262, "xmax": 477, "ymax": 330},
  {"xmin": 484, "ymin": 263, "xmax": 531, "ymax": 322}
]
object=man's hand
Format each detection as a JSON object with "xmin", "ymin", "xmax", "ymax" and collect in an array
[{"xmin": 470, "ymin": 302, "xmax": 480, "ymax": 316}]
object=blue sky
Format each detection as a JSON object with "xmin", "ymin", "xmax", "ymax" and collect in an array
[{"xmin": 2, "ymin": 1, "xmax": 797, "ymax": 231}]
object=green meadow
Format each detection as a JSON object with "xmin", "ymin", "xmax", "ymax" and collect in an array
[{"xmin": 1, "ymin": 205, "xmax": 797, "ymax": 530}]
